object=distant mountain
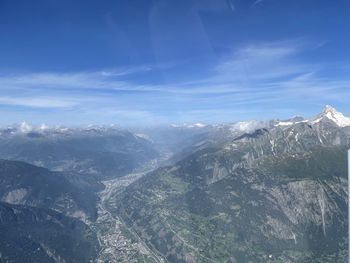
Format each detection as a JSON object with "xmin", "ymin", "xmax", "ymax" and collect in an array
[
  {"xmin": 115, "ymin": 106, "xmax": 350, "ymax": 263},
  {"xmin": 0, "ymin": 160, "xmax": 101, "ymax": 221},
  {"xmin": 141, "ymin": 120, "xmax": 272, "ymax": 165},
  {"xmin": 312, "ymin": 105, "xmax": 350, "ymax": 127},
  {"xmin": 0, "ymin": 125, "xmax": 158, "ymax": 179},
  {"xmin": 0, "ymin": 202, "xmax": 98, "ymax": 263}
]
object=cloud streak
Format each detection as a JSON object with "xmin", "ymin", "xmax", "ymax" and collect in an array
[
  {"xmin": 0, "ymin": 96, "xmax": 80, "ymax": 108},
  {"xmin": 0, "ymin": 39, "xmax": 349, "ymax": 124},
  {"xmin": 251, "ymin": 0, "xmax": 265, "ymax": 8}
]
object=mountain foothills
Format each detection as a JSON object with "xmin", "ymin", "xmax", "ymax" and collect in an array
[{"xmin": 0, "ymin": 105, "xmax": 349, "ymax": 263}]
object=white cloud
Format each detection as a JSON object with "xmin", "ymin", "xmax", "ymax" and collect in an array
[
  {"xmin": 0, "ymin": 96, "xmax": 80, "ymax": 108},
  {"xmin": 213, "ymin": 40, "xmax": 309, "ymax": 81}
]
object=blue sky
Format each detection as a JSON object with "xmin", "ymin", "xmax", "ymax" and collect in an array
[{"xmin": 0, "ymin": 0, "xmax": 350, "ymax": 126}]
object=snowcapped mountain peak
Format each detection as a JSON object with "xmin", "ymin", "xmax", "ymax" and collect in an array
[
  {"xmin": 39, "ymin": 123, "xmax": 49, "ymax": 131},
  {"xmin": 20, "ymin": 122, "xmax": 33, "ymax": 133},
  {"xmin": 322, "ymin": 105, "xmax": 339, "ymax": 115},
  {"xmin": 191, "ymin": 123, "xmax": 206, "ymax": 128},
  {"xmin": 311, "ymin": 105, "xmax": 350, "ymax": 127}
]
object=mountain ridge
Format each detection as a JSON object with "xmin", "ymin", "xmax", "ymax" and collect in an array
[{"xmin": 113, "ymin": 105, "xmax": 350, "ymax": 263}]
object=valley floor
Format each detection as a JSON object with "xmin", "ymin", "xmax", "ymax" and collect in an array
[{"xmin": 92, "ymin": 157, "xmax": 170, "ymax": 263}]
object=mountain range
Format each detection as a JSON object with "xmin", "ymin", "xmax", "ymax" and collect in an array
[
  {"xmin": 0, "ymin": 105, "xmax": 349, "ymax": 262},
  {"xmin": 0, "ymin": 125, "xmax": 158, "ymax": 179},
  {"xmin": 114, "ymin": 106, "xmax": 350, "ymax": 263}
]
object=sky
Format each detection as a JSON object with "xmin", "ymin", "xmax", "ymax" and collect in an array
[{"xmin": 0, "ymin": 0, "xmax": 350, "ymax": 126}]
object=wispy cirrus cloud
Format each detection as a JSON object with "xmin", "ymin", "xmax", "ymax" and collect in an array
[
  {"xmin": 0, "ymin": 39, "xmax": 349, "ymax": 124},
  {"xmin": 0, "ymin": 96, "xmax": 81, "ymax": 108},
  {"xmin": 0, "ymin": 40, "xmax": 333, "ymax": 97},
  {"xmin": 251, "ymin": 0, "xmax": 265, "ymax": 8}
]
